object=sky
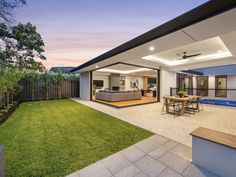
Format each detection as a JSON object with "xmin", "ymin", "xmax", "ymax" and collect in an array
[{"xmin": 15, "ymin": 0, "xmax": 208, "ymax": 69}]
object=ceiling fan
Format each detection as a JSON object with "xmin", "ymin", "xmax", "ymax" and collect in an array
[{"xmin": 176, "ymin": 51, "xmax": 201, "ymax": 60}]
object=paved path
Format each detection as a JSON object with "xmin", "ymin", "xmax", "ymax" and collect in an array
[{"xmin": 67, "ymin": 135, "xmax": 217, "ymax": 177}]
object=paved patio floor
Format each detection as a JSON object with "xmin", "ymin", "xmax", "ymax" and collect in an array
[
  {"xmin": 72, "ymin": 98, "xmax": 236, "ymax": 147},
  {"xmin": 67, "ymin": 135, "xmax": 217, "ymax": 177}
]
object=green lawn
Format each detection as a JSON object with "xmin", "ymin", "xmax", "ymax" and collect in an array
[{"xmin": 0, "ymin": 99, "xmax": 153, "ymax": 177}]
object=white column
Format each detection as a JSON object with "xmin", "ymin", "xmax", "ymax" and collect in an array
[
  {"xmin": 160, "ymin": 68, "xmax": 177, "ymax": 100},
  {"xmin": 80, "ymin": 71, "xmax": 91, "ymax": 100}
]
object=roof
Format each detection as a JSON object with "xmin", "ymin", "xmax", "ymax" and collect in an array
[
  {"xmin": 71, "ymin": 0, "xmax": 236, "ymax": 73},
  {"xmin": 49, "ymin": 67, "xmax": 76, "ymax": 73}
]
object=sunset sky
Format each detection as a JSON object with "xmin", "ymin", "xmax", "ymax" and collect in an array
[{"xmin": 16, "ymin": 0, "xmax": 208, "ymax": 69}]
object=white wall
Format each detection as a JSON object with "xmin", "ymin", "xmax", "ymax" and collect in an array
[
  {"xmin": 208, "ymin": 76, "xmax": 215, "ymax": 98},
  {"xmin": 160, "ymin": 69, "xmax": 176, "ymax": 98},
  {"xmin": 124, "ymin": 76, "xmax": 144, "ymax": 90},
  {"xmin": 80, "ymin": 71, "xmax": 90, "ymax": 100},
  {"xmin": 208, "ymin": 76, "xmax": 215, "ymax": 89},
  {"xmin": 228, "ymin": 75, "xmax": 236, "ymax": 89},
  {"xmin": 93, "ymin": 74, "xmax": 109, "ymax": 90},
  {"xmin": 227, "ymin": 75, "xmax": 236, "ymax": 100}
]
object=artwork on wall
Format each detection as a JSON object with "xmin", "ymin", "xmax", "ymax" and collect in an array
[
  {"xmin": 215, "ymin": 75, "xmax": 227, "ymax": 97},
  {"xmin": 130, "ymin": 79, "xmax": 139, "ymax": 88},
  {"xmin": 196, "ymin": 76, "xmax": 209, "ymax": 96}
]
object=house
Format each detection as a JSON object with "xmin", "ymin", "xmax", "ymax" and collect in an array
[
  {"xmin": 71, "ymin": 1, "xmax": 236, "ymax": 107},
  {"xmin": 49, "ymin": 66, "xmax": 75, "ymax": 73}
]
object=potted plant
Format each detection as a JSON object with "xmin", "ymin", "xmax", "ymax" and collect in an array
[{"xmin": 177, "ymin": 88, "xmax": 187, "ymax": 97}]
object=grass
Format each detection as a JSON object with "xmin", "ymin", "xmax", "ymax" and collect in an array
[{"xmin": 0, "ymin": 99, "xmax": 153, "ymax": 177}]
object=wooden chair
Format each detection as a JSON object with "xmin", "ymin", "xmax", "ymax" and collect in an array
[
  {"xmin": 185, "ymin": 98, "xmax": 197, "ymax": 115},
  {"xmin": 169, "ymin": 99, "xmax": 183, "ymax": 117},
  {"xmin": 188, "ymin": 97, "xmax": 203, "ymax": 112}
]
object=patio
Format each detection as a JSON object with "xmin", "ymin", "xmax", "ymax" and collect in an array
[
  {"xmin": 72, "ymin": 98, "xmax": 236, "ymax": 147},
  {"xmin": 67, "ymin": 135, "xmax": 216, "ymax": 177}
]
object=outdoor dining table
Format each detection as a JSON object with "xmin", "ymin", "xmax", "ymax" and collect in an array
[{"xmin": 164, "ymin": 95, "xmax": 202, "ymax": 115}]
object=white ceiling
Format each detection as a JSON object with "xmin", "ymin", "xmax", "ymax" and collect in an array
[
  {"xmin": 76, "ymin": 8, "xmax": 236, "ymax": 73},
  {"xmin": 142, "ymin": 36, "xmax": 232, "ymax": 66},
  {"xmin": 94, "ymin": 63, "xmax": 157, "ymax": 77}
]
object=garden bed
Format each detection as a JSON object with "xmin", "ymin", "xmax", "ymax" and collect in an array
[{"xmin": 0, "ymin": 102, "xmax": 19, "ymax": 125}]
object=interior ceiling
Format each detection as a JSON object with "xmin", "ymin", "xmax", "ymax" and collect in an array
[{"xmin": 77, "ymin": 8, "xmax": 236, "ymax": 73}]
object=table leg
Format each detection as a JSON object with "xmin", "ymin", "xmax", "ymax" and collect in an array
[
  {"xmin": 165, "ymin": 98, "xmax": 169, "ymax": 113},
  {"xmin": 181, "ymin": 101, "xmax": 185, "ymax": 115},
  {"xmin": 196, "ymin": 99, "xmax": 200, "ymax": 111}
]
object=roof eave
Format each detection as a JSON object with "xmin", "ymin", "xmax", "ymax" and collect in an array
[{"xmin": 71, "ymin": 0, "xmax": 236, "ymax": 73}]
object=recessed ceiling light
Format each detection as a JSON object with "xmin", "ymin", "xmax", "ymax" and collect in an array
[
  {"xmin": 95, "ymin": 65, "xmax": 99, "ymax": 69},
  {"xmin": 149, "ymin": 46, "xmax": 155, "ymax": 51}
]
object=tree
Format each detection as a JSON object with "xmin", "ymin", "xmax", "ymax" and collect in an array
[
  {"xmin": 52, "ymin": 72, "xmax": 64, "ymax": 99},
  {"xmin": 0, "ymin": 68, "xmax": 8, "ymax": 103},
  {"xmin": 0, "ymin": 67, "xmax": 25, "ymax": 106},
  {"xmin": 7, "ymin": 67, "xmax": 25, "ymax": 104},
  {"xmin": 0, "ymin": 22, "xmax": 46, "ymax": 71},
  {"xmin": 25, "ymin": 70, "xmax": 38, "ymax": 101},
  {"xmin": 41, "ymin": 71, "xmax": 52, "ymax": 100},
  {"xmin": 0, "ymin": 0, "xmax": 26, "ymax": 23}
]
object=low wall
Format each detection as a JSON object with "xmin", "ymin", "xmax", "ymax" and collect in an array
[{"xmin": 191, "ymin": 127, "xmax": 236, "ymax": 177}]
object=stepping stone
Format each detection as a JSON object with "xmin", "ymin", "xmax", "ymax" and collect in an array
[
  {"xmin": 120, "ymin": 145, "xmax": 145, "ymax": 162},
  {"xmin": 157, "ymin": 168, "xmax": 183, "ymax": 177},
  {"xmin": 171, "ymin": 144, "xmax": 192, "ymax": 161},
  {"xmin": 79, "ymin": 161, "xmax": 112, "ymax": 177},
  {"xmin": 114, "ymin": 164, "xmax": 140, "ymax": 177},
  {"xmin": 158, "ymin": 152, "xmax": 190, "ymax": 174},
  {"xmin": 102, "ymin": 153, "xmax": 131, "ymax": 174},
  {"xmin": 148, "ymin": 146, "xmax": 168, "ymax": 159},
  {"xmin": 148, "ymin": 134, "xmax": 169, "ymax": 145},
  {"xmin": 133, "ymin": 171, "xmax": 149, "ymax": 177},
  {"xmin": 134, "ymin": 155, "xmax": 166, "ymax": 177},
  {"xmin": 162, "ymin": 140, "xmax": 178, "ymax": 150},
  {"xmin": 134, "ymin": 139, "xmax": 159, "ymax": 153}
]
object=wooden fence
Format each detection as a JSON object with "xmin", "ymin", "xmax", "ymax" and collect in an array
[
  {"xmin": 14, "ymin": 79, "xmax": 80, "ymax": 102},
  {"xmin": 0, "ymin": 79, "xmax": 79, "ymax": 109}
]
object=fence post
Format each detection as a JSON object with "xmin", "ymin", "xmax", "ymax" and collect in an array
[{"xmin": 0, "ymin": 145, "xmax": 4, "ymax": 177}]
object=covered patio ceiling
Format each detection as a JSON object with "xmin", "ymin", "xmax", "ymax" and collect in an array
[
  {"xmin": 72, "ymin": 1, "xmax": 236, "ymax": 74},
  {"xmin": 94, "ymin": 63, "xmax": 157, "ymax": 77}
]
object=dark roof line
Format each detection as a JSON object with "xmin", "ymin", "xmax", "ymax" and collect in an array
[
  {"xmin": 181, "ymin": 70, "xmax": 203, "ymax": 76},
  {"xmin": 71, "ymin": 0, "xmax": 236, "ymax": 72}
]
